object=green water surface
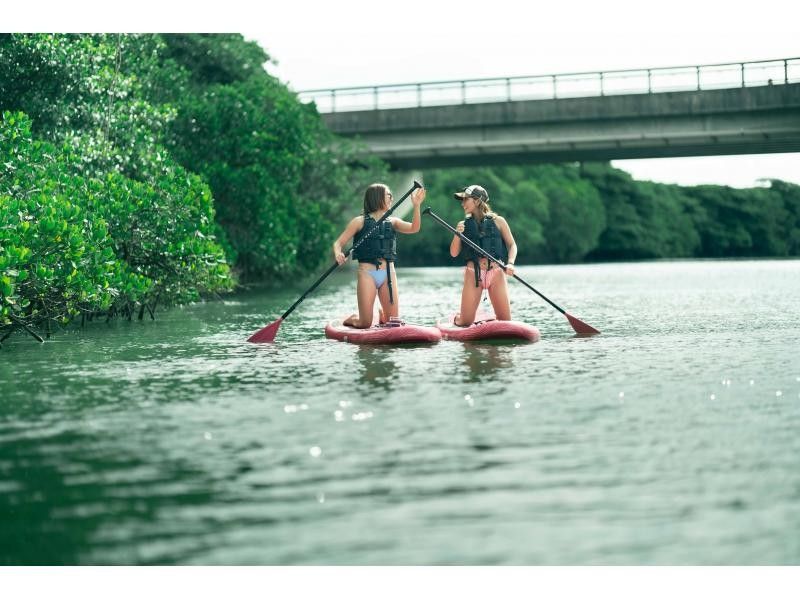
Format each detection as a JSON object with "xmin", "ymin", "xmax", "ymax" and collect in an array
[{"xmin": 1, "ymin": 260, "xmax": 799, "ymax": 564}]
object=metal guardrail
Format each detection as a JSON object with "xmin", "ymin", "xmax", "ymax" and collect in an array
[{"xmin": 297, "ymin": 58, "xmax": 800, "ymax": 113}]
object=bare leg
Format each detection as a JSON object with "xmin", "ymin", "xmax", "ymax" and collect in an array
[
  {"xmin": 454, "ymin": 268, "xmax": 483, "ymax": 326},
  {"xmin": 344, "ymin": 269, "xmax": 378, "ymax": 328},
  {"xmin": 377, "ymin": 265, "xmax": 399, "ymax": 321},
  {"xmin": 488, "ymin": 270, "xmax": 512, "ymax": 320}
]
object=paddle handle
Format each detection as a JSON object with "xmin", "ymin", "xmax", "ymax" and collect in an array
[
  {"xmin": 422, "ymin": 207, "xmax": 568, "ymax": 316},
  {"xmin": 280, "ymin": 181, "xmax": 422, "ymax": 320}
]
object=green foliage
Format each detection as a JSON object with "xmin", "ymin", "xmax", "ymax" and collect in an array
[
  {"xmin": 159, "ymin": 34, "xmax": 271, "ymax": 86},
  {"xmin": 579, "ymin": 163, "xmax": 699, "ymax": 260},
  {"xmin": 151, "ymin": 34, "xmax": 387, "ymax": 279},
  {"xmin": 399, "ymin": 161, "xmax": 798, "ymax": 267},
  {"xmin": 531, "ymin": 165, "xmax": 605, "ymax": 262},
  {"xmin": 399, "ymin": 164, "xmax": 605, "ymax": 266},
  {"xmin": 165, "ymin": 79, "xmax": 308, "ymax": 276},
  {"xmin": 769, "ymin": 180, "xmax": 800, "ymax": 255},
  {"xmin": 89, "ymin": 166, "xmax": 234, "ymax": 306},
  {"xmin": 0, "ymin": 111, "xmax": 145, "ymax": 336},
  {"xmin": 0, "ymin": 110, "xmax": 232, "ymax": 341},
  {"xmin": 0, "ymin": 33, "xmax": 385, "ymax": 343},
  {"xmin": 683, "ymin": 184, "xmax": 795, "ymax": 258},
  {"xmin": 579, "ymin": 162, "xmax": 799, "ymax": 261},
  {"xmin": 0, "ymin": 34, "xmax": 175, "ymax": 182}
]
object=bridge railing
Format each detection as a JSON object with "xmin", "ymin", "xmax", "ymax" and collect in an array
[{"xmin": 297, "ymin": 58, "xmax": 800, "ymax": 113}]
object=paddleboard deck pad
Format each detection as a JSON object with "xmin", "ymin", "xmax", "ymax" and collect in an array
[
  {"xmin": 437, "ymin": 313, "xmax": 540, "ymax": 342},
  {"xmin": 325, "ymin": 315, "xmax": 441, "ymax": 345}
]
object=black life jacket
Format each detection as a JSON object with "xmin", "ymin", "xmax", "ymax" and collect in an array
[
  {"xmin": 461, "ymin": 214, "xmax": 508, "ymax": 287},
  {"xmin": 351, "ymin": 213, "xmax": 398, "ymax": 303},
  {"xmin": 352, "ymin": 214, "xmax": 397, "ymax": 263}
]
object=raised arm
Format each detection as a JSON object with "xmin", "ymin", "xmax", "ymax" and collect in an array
[
  {"xmin": 332, "ymin": 216, "xmax": 363, "ymax": 265},
  {"xmin": 392, "ymin": 187, "xmax": 426, "ymax": 234}
]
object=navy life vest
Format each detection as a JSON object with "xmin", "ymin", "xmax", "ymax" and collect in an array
[
  {"xmin": 352, "ymin": 213, "xmax": 398, "ymax": 303},
  {"xmin": 461, "ymin": 214, "xmax": 508, "ymax": 287}
]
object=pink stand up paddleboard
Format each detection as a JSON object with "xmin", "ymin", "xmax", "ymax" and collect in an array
[
  {"xmin": 325, "ymin": 313, "xmax": 441, "ymax": 345},
  {"xmin": 436, "ymin": 313, "xmax": 540, "ymax": 342}
]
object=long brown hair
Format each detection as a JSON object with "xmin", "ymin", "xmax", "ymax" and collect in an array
[{"xmin": 363, "ymin": 183, "xmax": 390, "ymax": 215}]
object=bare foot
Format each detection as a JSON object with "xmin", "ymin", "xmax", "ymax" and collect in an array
[
  {"xmin": 343, "ymin": 313, "xmax": 359, "ymax": 327},
  {"xmin": 378, "ymin": 308, "xmax": 387, "ymax": 325},
  {"xmin": 454, "ymin": 313, "xmax": 470, "ymax": 327}
]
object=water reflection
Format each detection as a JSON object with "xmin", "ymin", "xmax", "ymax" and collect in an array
[
  {"xmin": 461, "ymin": 344, "xmax": 514, "ymax": 383},
  {"xmin": 355, "ymin": 346, "xmax": 398, "ymax": 391},
  {"xmin": 0, "ymin": 428, "xmax": 217, "ymax": 564}
]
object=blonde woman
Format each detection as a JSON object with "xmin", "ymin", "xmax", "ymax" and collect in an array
[{"xmin": 449, "ymin": 185, "xmax": 517, "ymax": 326}]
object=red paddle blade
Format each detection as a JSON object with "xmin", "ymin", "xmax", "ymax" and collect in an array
[
  {"xmin": 247, "ymin": 318, "xmax": 283, "ymax": 343},
  {"xmin": 566, "ymin": 313, "xmax": 600, "ymax": 335}
]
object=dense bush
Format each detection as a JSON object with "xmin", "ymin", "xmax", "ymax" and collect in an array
[
  {"xmin": 150, "ymin": 34, "xmax": 388, "ymax": 279},
  {"xmin": 1, "ymin": 111, "xmax": 142, "ymax": 340},
  {"xmin": 0, "ymin": 33, "xmax": 383, "ymax": 344},
  {"xmin": 0, "ymin": 110, "xmax": 232, "ymax": 341}
]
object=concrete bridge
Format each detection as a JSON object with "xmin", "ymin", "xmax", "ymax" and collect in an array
[{"xmin": 299, "ymin": 58, "xmax": 800, "ymax": 169}]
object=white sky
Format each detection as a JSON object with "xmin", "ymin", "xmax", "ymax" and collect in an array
[{"xmin": 10, "ymin": 0, "xmax": 800, "ymax": 187}]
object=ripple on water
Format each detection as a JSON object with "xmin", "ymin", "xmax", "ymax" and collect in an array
[{"xmin": 1, "ymin": 261, "xmax": 799, "ymax": 564}]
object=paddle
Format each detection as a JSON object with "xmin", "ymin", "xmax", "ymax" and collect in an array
[
  {"xmin": 423, "ymin": 207, "xmax": 600, "ymax": 335},
  {"xmin": 247, "ymin": 181, "xmax": 423, "ymax": 343}
]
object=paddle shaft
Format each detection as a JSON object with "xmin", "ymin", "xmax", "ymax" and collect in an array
[
  {"xmin": 279, "ymin": 181, "xmax": 422, "ymax": 321},
  {"xmin": 422, "ymin": 207, "xmax": 568, "ymax": 316}
]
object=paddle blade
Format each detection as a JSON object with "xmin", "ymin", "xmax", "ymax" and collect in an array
[
  {"xmin": 247, "ymin": 318, "xmax": 283, "ymax": 343},
  {"xmin": 566, "ymin": 313, "xmax": 600, "ymax": 335}
]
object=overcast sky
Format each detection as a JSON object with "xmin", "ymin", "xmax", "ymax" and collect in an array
[{"xmin": 12, "ymin": 0, "xmax": 800, "ymax": 187}]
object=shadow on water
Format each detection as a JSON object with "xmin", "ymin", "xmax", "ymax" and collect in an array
[
  {"xmin": 460, "ymin": 343, "xmax": 515, "ymax": 383},
  {"xmin": 355, "ymin": 345, "xmax": 399, "ymax": 392}
]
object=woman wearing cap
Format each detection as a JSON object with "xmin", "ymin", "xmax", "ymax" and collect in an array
[
  {"xmin": 450, "ymin": 184, "xmax": 518, "ymax": 326},
  {"xmin": 333, "ymin": 183, "xmax": 427, "ymax": 328}
]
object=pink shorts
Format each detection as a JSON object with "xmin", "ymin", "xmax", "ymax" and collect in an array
[{"xmin": 465, "ymin": 266, "xmax": 502, "ymax": 290}]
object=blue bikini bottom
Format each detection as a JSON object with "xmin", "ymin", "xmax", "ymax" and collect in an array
[
  {"xmin": 359, "ymin": 260, "xmax": 394, "ymax": 303},
  {"xmin": 366, "ymin": 268, "xmax": 388, "ymax": 289}
]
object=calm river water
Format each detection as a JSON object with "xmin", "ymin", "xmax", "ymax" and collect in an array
[{"xmin": 1, "ymin": 260, "xmax": 799, "ymax": 564}]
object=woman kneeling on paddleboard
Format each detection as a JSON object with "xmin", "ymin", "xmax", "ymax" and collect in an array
[
  {"xmin": 333, "ymin": 183, "xmax": 426, "ymax": 328},
  {"xmin": 450, "ymin": 184, "xmax": 518, "ymax": 326}
]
